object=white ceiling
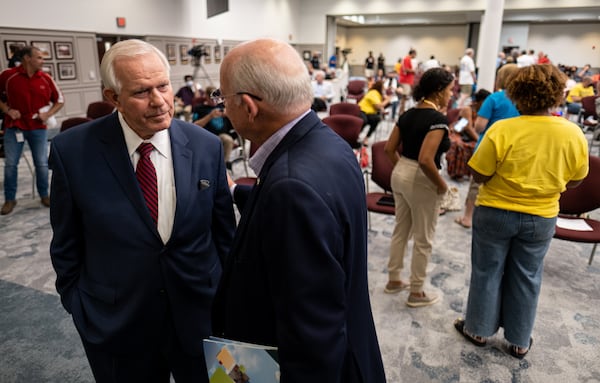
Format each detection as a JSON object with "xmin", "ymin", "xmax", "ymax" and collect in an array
[{"xmin": 336, "ymin": 7, "xmax": 600, "ymax": 27}]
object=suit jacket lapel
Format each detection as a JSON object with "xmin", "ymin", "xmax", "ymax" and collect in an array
[
  {"xmin": 169, "ymin": 121, "xmax": 193, "ymax": 231},
  {"xmin": 228, "ymin": 111, "xmax": 321, "ymax": 259},
  {"xmin": 98, "ymin": 114, "xmax": 160, "ymax": 237}
]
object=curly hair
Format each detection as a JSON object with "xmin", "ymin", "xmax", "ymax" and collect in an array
[{"xmin": 505, "ymin": 65, "xmax": 566, "ymax": 115}]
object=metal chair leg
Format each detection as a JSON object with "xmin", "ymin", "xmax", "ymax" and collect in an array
[{"xmin": 589, "ymin": 243, "xmax": 597, "ymax": 265}]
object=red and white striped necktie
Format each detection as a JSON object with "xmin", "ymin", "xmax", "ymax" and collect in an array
[{"xmin": 136, "ymin": 142, "xmax": 158, "ymax": 225}]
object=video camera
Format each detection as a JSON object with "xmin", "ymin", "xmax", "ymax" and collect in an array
[{"xmin": 188, "ymin": 45, "xmax": 210, "ymax": 58}]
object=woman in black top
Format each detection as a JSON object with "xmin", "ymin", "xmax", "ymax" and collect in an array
[{"xmin": 383, "ymin": 67, "xmax": 454, "ymax": 307}]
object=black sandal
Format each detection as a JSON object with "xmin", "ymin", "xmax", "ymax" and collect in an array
[
  {"xmin": 454, "ymin": 318, "xmax": 486, "ymax": 347},
  {"xmin": 510, "ymin": 337, "xmax": 533, "ymax": 359}
]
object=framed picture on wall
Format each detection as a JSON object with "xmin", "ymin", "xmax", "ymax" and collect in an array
[
  {"xmin": 223, "ymin": 46, "xmax": 230, "ymax": 57},
  {"xmin": 32, "ymin": 41, "xmax": 52, "ymax": 59},
  {"xmin": 54, "ymin": 42, "xmax": 73, "ymax": 59},
  {"xmin": 180, "ymin": 44, "xmax": 189, "ymax": 65},
  {"xmin": 57, "ymin": 62, "xmax": 76, "ymax": 80},
  {"xmin": 302, "ymin": 50, "xmax": 311, "ymax": 61},
  {"xmin": 166, "ymin": 44, "xmax": 177, "ymax": 65},
  {"xmin": 204, "ymin": 46, "xmax": 212, "ymax": 64},
  {"xmin": 214, "ymin": 46, "xmax": 221, "ymax": 63},
  {"xmin": 42, "ymin": 63, "xmax": 55, "ymax": 78},
  {"xmin": 4, "ymin": 40, "xmax": 27, "ymax": 61}
]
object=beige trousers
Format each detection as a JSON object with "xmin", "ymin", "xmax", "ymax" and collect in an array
[{"xmin": 388, "ymin": 157, "xmax": 442, "ymax": 292}]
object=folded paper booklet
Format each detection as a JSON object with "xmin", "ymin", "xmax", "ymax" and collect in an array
[
  {"xmin": 556, "ymin": 217, "xmax": 593, "ymax": 231},
  {"xmin": 203, "ymin": 336, "xmax": 280, "ymax": 383}
]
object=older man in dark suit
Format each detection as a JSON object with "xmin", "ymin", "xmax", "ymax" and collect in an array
[
  {"xmin": 212, "ymin": 38, "xmax": 386, "ymax": 383},
  {"xmin": 49, "ymin": 39, "xmax": 235, "ymax": 383}
]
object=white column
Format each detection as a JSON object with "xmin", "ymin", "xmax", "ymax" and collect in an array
[{"xmin": 476, "ymin": 0, "xmax": 505, "ymax": 92}]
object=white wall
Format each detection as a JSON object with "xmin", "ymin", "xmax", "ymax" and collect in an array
[
  {"xmin": 0, "ymin": 0, "xmax": 300, "ymax": 43},
  {"xmin": 0, "ymin": 0, "xmax": 190, "ymax": 37},
  {"xmin": 344, "ymin": 25, "xmax": 468, "ymax": 70},
  {"xmin": 528, "ymin": 23, "xmax": 600, "ymax": 67}
]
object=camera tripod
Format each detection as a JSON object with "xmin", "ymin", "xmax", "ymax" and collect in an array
[{"xmin": 191, "ymin": 58, "xmax": 214, "ymax": 87}]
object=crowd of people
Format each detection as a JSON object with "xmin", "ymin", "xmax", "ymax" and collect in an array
[{"xmin": 0, "ymin": 37, "xmax": 596, "ymax": 381}]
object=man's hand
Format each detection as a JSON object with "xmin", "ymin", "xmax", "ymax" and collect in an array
[{"xmin": 6, "ymin": 108, "xmax": 21, "ymax": 120}]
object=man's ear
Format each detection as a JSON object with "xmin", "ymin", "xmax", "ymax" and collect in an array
[
  {"xmin": 241, "ymin": 94, "xmax": 259, "ymax": 123},
  {"xmin": 103, "ymin": 88, "xmax": 119, "ymax": 107}
]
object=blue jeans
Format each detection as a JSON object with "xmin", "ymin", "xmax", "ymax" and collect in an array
[
  {"xmin": 3, "ymin": 128, "xmax": 49, "ymax": 200},
  {"xmin": 465, "ymin": 206, "xmax": 556, "ymax": 348}
]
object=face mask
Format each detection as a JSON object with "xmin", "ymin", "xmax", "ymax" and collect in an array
[{"xmin": 186, "ymin": 81, "xmax": 194, "ymax": 87}]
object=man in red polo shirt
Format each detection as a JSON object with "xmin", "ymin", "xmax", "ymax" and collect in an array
[
  {"xmin": 398, "ymin": 48, "xmax": 417, "ymax": 115},
  {"xmin": 0, "ymin": 46, "xmax": 63, "ymax": 215}
]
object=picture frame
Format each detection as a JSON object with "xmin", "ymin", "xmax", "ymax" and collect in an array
[
  {"xmin": 204, "ymin": 45, "xmax": 212, "ymax": 64},
  {"xmin": 223, "ymin": 46, "xmax": 230, "ymax": 57},
  {"xmin": 32, "ymin": 41, "xmax": 52, "ymax": 59},
  {"xmin": 57, "ymin": 62, "xmax": 76, "ymax": 80},
  {"xmin": 4, "ymin": 40, "xmax": 27, "ymax": 60},
  {"xmin": 42, "ymin": 63, "xmax": 55, "ymax": 78},
  {"xmin": 214, "ymin": 45, "xmax": 221, "ymax": 63},
  {"xmin": 179, "ymin": 44, "xmax": 189, "ymax": 65},
  {"xmin": 302, "ymin": 50, "xmax": 311, "ymax": 61},
  {"xmin": 166, "ymin": 44, "xmax": 177, "ymax": 65},
  {"xmin": 54, "ymin": 42, "xmax": 73, "ymax": 59}
]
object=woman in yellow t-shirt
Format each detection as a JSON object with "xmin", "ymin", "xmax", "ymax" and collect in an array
[
  {"xmin": 454, "ymin": 65, "xmax": 589, "ymax": 359},
  {"xmin": 358, "ymin": 80, "xmax": 390, "ymax": 145}
]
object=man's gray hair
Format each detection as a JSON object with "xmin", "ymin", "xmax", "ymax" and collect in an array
[
  {"xmin": 228, "ymin": 40, "xmax": 313, "ymax": 113},
  {"xmin": 100, "ymin": 39, "xmax": 170, "ymax": 94}
]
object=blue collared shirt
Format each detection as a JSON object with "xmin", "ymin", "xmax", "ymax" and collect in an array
[{"xmin": 248, "ymin": 110, "xmax": 311, "ymax": 176}]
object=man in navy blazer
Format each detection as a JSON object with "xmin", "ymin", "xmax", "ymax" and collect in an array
[
  {"xmin": 49, "ymin": 40, "xmax": 235, "ymax": 382},
  {"xmin": 212, "ymin": 39, "xmax": 386, "ymax": 382}
]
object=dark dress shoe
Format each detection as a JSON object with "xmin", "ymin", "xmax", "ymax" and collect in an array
[
  {"xmin": 41, "ymin": 197, "xmax": 50, "ymax": 207},
  {"xmin": 1, "ymin": 200, "xmax": 17, "ymax": 215}
]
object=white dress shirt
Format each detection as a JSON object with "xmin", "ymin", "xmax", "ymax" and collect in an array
[{"xmin": 120, "ymin": 112, "xmax": 176, "ymax": 244}]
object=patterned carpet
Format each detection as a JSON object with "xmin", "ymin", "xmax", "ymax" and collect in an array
[{"xmin": 0, "ymin": 128, "xmax": 599, "ymax": 382}]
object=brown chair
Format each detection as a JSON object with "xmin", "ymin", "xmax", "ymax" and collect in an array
[
  {"xmin": 365, "ymin": 141, "xmax": 396, "ymax": 229},
  {"xmin": 86, "ymin": 101, "xmax": 115, "ymax": 119},
  {"xmin": 346, "ymin": 80, "xmax": 367, "ymax": 103},
  {"xmin": 322, "ymin": 115, "xmax": 363, "ymax": 149},
  {"xmin": 553, "ymin": 155, "xmax": 600, "ymax": 265},
  {"xmin": 60, "ymin": 117, "xmax": 92, "ymax": 132},
  {"xmin": 329, "ymin": 102, "xmax": 362, "ymax": 117}
]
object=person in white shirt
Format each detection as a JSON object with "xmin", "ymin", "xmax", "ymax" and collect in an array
[
  {"xmin": 516, "ymin": 50, "xmax": 535, "ymax": 67},
  {"xmin": 311, "ymin": 70, "xmax": 334, "ymax": 112},
  {"xmin": 422, "ymin": 55, "xmax": 440, "ymax": 72},
  {"xmin": 458, "ymin": 48, "xmax": 476, "ymax": 108}
]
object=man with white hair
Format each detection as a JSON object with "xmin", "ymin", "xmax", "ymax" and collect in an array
[
  {"xmin": 311, "ymin": 70, "xmax": 334, "ymax": 111},
  {"xmin": 458, "ymin": 48, "xmax": 476, "ymax": 108},
  {"xmin": 49, "ymin": 39, "xmax": 235, "ymax": 382}
]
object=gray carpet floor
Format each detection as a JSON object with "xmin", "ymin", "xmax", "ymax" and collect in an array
[{"xmin": 1, "ymin": 124, "xmax": 599, "ymax": 382}]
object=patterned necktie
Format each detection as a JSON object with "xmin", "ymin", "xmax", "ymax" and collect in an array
[{"xmin": 136, "ymin": 142, "xmax": 158, "ymax": 225}]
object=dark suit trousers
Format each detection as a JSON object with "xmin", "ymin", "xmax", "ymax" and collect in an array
[{"xmin": 81, "ymin": 299, "xmax": 208, "ymax": 383}]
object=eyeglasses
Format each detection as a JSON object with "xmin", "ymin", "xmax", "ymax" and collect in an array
[{"xmin": 210, "ymin": 88, "xmax": 263, "ymax": 105}]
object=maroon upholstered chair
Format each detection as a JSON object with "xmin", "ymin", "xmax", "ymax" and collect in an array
[
  {"xmin": 580, "ymin": 95, "xmax": 599, "ymax": 128},
  {"xmin": 329, "ymin": 102, "xmax": 362, "ymax": 118},
  {"xmin": 365, "ymin": 141, "xmax": 396, "ymax": 229},
  {"xmin": 60, "ymin": 117, "xmax": 92, "ymax": 132},
  {"xmin": 86, "ymin": 101, "xmax": 115, "ymax": 119},
  {"xmin": 346, "ymin": 80, "xmax": 367, "ymax": 103},
  {"xmin": 553, "ymin": 155, "xmax": 600, "ymax": 265},
  {"xmin": 322, "ymin": 115, "xmax": 363, "ymax": 149}
]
